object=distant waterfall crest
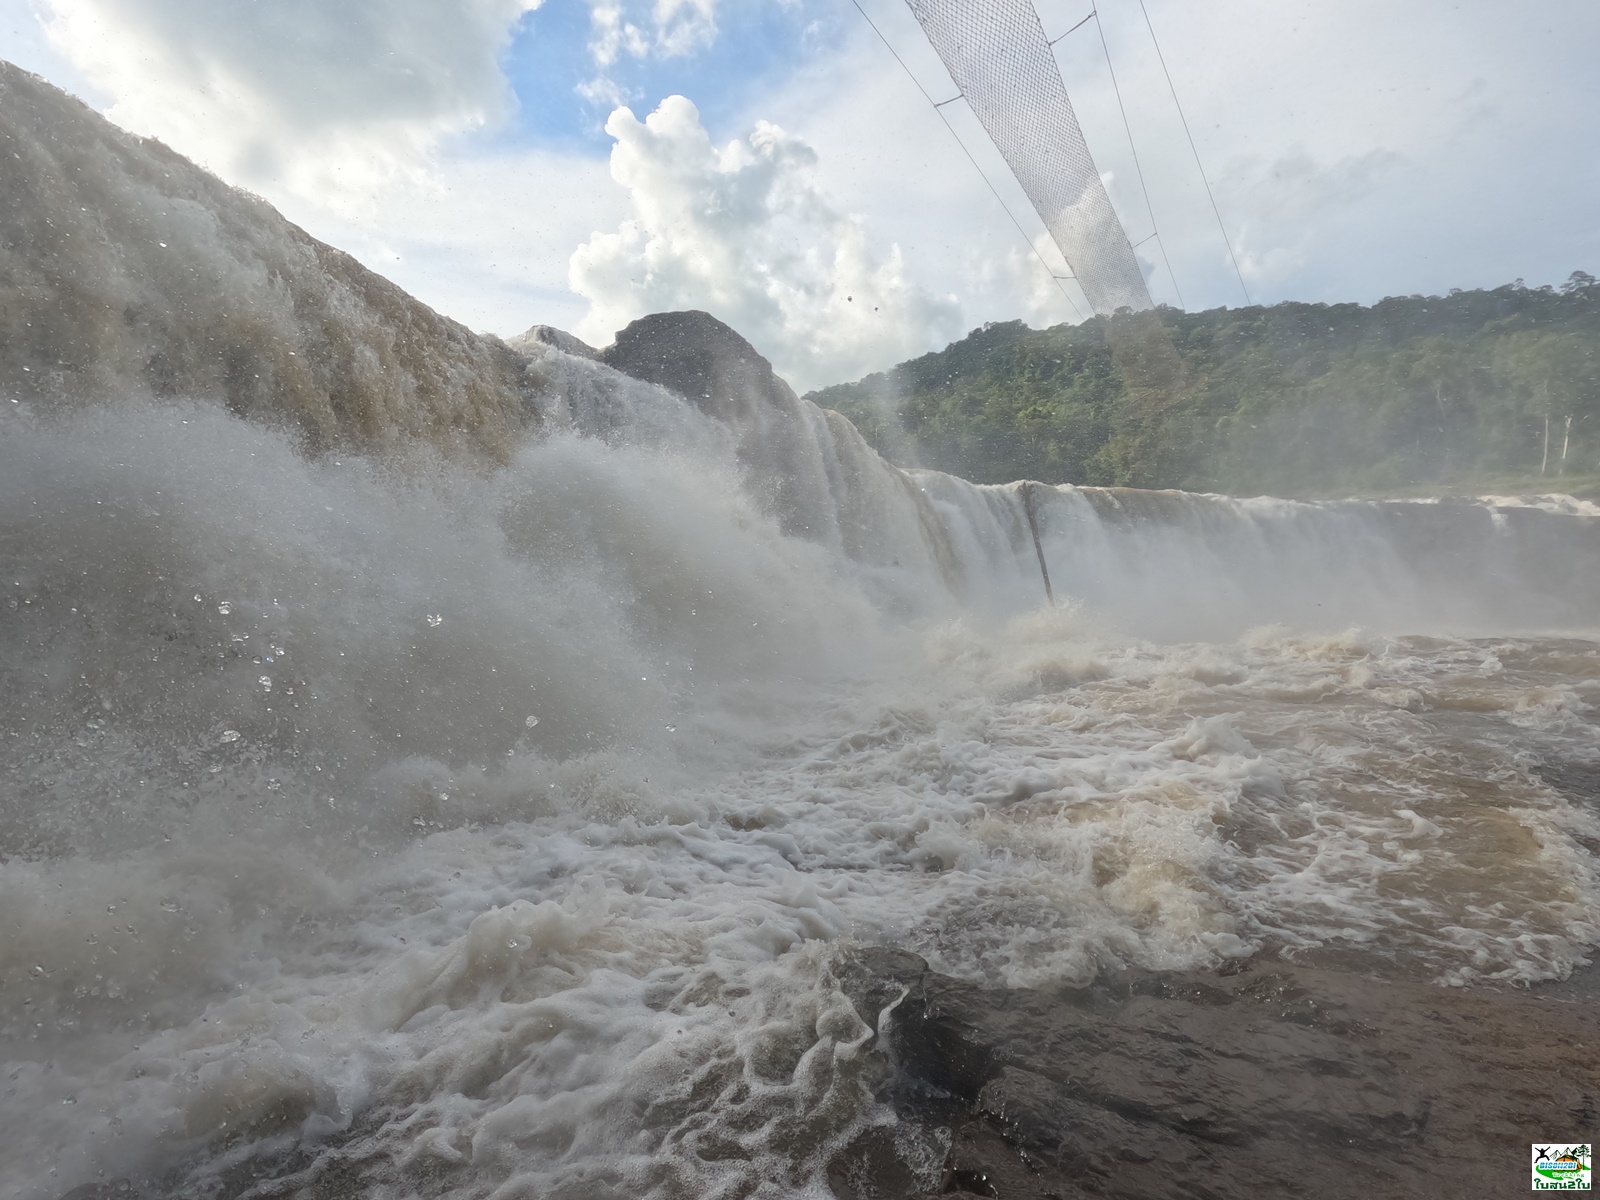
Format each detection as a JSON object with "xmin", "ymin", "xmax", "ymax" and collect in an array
[{"xmin": 3, "ymin": 59, "xmax": 1595, "ymax": 641}]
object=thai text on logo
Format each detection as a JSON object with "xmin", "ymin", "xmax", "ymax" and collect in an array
[{"xmin": 1532, "ymin": 1144, "xmax": 1591, "ymax": 1191}]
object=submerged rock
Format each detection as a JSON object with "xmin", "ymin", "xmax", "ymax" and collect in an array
[{"xmin": 832, "ymin": 947, "xmax": 1600, "ymax": 1198}]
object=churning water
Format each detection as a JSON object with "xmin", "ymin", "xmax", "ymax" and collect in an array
[
  {"xmin": 5, "ymin": 382, "xmax": 1598, "ymax": 1199},
  {"xmin": 3, "ymin": 57, "xmax": 1600, "ymax": 1200}
]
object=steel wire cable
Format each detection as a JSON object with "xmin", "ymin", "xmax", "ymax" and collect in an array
[
  {"xmin": 1086, "ymin": 5, "xmax": 1184, "ymax": 309},
  {"xmin": 1136, "ymin": 0, "xmax": 1252, "ymax": 305},
  {"xmin": 849, "ymin": 0, "xmax": 1086, "ymax": 320},
  {"xmin": 905, "ymin": 0, "xmax": 1153, "ymax": 315}
]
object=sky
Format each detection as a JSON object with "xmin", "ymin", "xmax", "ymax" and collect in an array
[{"xmin": 3, "ymin": 0, "xmax": 1598, "ymax": 392}]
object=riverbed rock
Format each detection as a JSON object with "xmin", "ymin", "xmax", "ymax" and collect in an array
[{"xmin": 831, "ymin": 947, "xmax": 1600, "ymax": 1199}]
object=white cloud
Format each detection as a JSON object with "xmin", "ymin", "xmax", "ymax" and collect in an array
[
  {"xmin": 586, "ymin": 0, "xmax": 650, "ymax": 70},
  {"xmin": 652, "ymin": 0, "xmax": 718, "ymax": 57},
  {"xmin": 1037, "ymin": 0, "xmax": 1600, "ymax": 307},
  {"xmin": 19, "ymin": 0, "xmax": 615, "ymax": 341},
  {"xmin": 38, "ymin": 0, "xmax": 542, "ymax": 210},
  {"xmin": 300, "ymin": 147, "xmax": 624, "ymax": 339},
  {"xmin": 983, "ymin": 235, "xmax": 1085, "ymax": 328},
  {"xmin": 10, "ymin": 0, "xmax": 1598, "ymax": 377},
  {"xmin": 578, "ymin": 0, "xmax": 720, "ymax": 110},
  {"xmin": 585, "ymin": 0, "xmax": 718, "ymax": 63},
  {"xmin": 569, "ymin": 96, "xmax": 962, "ymax": 391}
]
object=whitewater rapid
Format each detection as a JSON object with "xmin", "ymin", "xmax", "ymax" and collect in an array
[{"xmin": 4, "ymin": 383, "xmax": 1598, "ymax": 1199}]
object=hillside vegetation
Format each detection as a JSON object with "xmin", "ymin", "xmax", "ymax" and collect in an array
[{"xmin": 807, "ymin": 274, "xmax": 1600, "ymax": 497}]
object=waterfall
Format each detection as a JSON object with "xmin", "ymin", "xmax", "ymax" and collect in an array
[{"xmin": 4, "ymin": 57, "xmax": 1599, "ymax": 1200}]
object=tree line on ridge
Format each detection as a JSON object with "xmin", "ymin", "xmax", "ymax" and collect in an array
[{"xmin": 806, "ymin": 273, "xmax": 1600, "ymax": 497}]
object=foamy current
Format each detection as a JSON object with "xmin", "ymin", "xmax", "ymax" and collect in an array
[{"xmin": 4, "ymin": 381, "xmax": 1598, "ymax": 1199}]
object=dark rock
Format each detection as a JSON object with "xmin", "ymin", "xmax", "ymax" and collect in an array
[
  {"xmin": 830, "ymin": 947, "xmax": 1600, "ymax": 1199},
  {"xmin": 596, "ymin": 311, "xmax": 970, "ymax": 585},
  {"xmin": 598, "ymin": 312, "xmax": 962, "ymax": 588},
  {"xmin": 601, "ymin": 310, "xmax": 787, "ymax": 428},
  {"xmin": 600, "ymin": 311, "xmax": 836, "ymax": 539}
]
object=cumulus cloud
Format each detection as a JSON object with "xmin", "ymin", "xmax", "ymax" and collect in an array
[
  {"xmin": 652, "ymin": 0, "xmax": 719, "ymax": 57},
  {"xmin": 578, "ymin": 0, "xmax": 720, "ymax": 107},
  {"xmin": 585, "ymin": 0, "xmax": 718, "ymax": 65},
  {"xmin": 570, "ymin": 96, "xmax": 961, "ymax": 391},
  {"xmin": 38, "ymin": 0, "xmax": 541, "ymax": 208}
]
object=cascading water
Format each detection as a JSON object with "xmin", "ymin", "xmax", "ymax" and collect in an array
[{"xmin": 3, "ymin": 60, "xmax": 1599, "ymax": 1200}]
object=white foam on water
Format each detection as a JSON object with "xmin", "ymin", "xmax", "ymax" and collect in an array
[
  {"xmin": 3, "ymin": 399, "xmax": 1599, "ymax": 1197},
  {"xmin": 1477, "ymin": 494, "xmax": 1600, "ymax": 518}
]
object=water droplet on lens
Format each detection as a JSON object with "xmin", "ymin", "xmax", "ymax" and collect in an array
[
  {"xmin": 217, "ymin": 602, "xmax": 232, "ymax": 615},
  {"xmin": 525, "ymin": 715, "xmax": 539, "ymax": 728}
]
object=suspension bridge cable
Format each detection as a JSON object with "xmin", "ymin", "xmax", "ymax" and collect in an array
[
  {"xmin": 1082, "ymin": 5, "xmax": 1184, "ymax": 310},
  {"xmin": 1048, "ymin": 11, "xmax": 1096, "ymax": 46},
  {"xmin": 1136, "ymin": 0, "xmax": 1251, "ymax": 305},
  {"xmin": 847, "ymin": 0, "xmax": 1087, "ymax": 321}
]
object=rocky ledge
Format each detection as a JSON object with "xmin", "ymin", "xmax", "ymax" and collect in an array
[{"xmin": 830, "ymin": 948, "xmax": 1600, "ymax": 1199}]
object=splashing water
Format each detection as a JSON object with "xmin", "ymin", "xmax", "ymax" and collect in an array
[{"xmin": 4, "ymin": 392, "xmax": 1597, "ymax": 1199}]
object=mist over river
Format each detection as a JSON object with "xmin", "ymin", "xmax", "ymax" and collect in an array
[{"xmin": 3, "ymin": 61, "xmax": 1600, "ymax": 1200}]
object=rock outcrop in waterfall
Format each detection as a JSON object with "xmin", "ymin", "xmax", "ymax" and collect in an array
[{"xmin": 2, "ymin": 60, "xmax": 542, "ymax": 460}]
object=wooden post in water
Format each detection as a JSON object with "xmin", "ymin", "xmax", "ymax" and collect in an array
[{"xmin": 1022, "ymin": 482, "xmax": 1055, "ymax": 606}]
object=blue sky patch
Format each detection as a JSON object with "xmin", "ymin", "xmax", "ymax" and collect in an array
[{"xmin": 501, "ymin": 0, "xmax": 845, "ymax": 152}]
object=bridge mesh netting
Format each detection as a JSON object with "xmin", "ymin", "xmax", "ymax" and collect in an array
[{"xmin": 905, "ymin": 0, "xmax": 1153, "ymax": 315}]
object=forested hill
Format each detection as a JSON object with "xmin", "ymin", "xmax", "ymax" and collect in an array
[{"xmin": 806, "ymin": 274, "xmax": 1600, "ymax": 498}]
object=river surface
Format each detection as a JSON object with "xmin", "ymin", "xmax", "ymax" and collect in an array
[{"xmin": 3, "ymin": 396, "xmax": 1597, "ymax": 1200}]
